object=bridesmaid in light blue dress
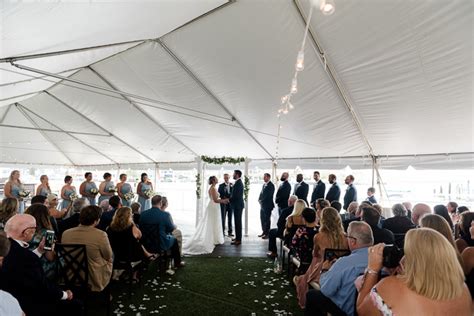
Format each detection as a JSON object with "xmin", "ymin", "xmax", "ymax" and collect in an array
[
  {"xmin": 98, "ymin": 172, "xmax": 115, "ymax": 204},
  {"xmin": 137, "ymin": 173, "xmax": 153, "ymax": 211},
  {"xmin": 117, "ymin": 173, "xmax": 133, "ymax": 207},
  {"xmin": 4, "ymin": 170, "xmax": 26, "ymax": 213},
  {"xmin": 60, "ymin": 175, "xmax": 77, "ymax": 210},
  {"xmin": 36, "ymin": 175, "xmax": 51, "ymax": 197},
  {"xmin": 80, "ymin": 172, "xmax": 98, "ymax": 206}
]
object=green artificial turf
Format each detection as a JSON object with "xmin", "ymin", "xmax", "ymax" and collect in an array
[{"xmin": 92, "ymin": 257, "xmax": 304, "ymax": 316}]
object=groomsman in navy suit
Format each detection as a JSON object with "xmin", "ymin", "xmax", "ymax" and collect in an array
[
  {"xmin": 258, "ymin": 173, "xmax": 275, "ymax": 239},
  {"xmin": 293, "ymin": 174, "xmax": 309, "ymax": 205},
  {"xmin": 275, "ymin": 172, "xmax": 291, "ymax": 215},
  {"xmin": 218, "ymin": 174, "xmax": 233, "ymax": 237},
  {"xmin": 230, "ymin": 170, "xmax": 244, "ymax": 245},
  {"xmin": 326, "ymin": 174, "xmax": 341, "ymax": 203},
  {"xmin": 343, "ymin": 175, "xmax": 358, "ymax": 211},
  {"xmin": 310, "ymin": 171, "xmax": 326, "ymax": 207}
]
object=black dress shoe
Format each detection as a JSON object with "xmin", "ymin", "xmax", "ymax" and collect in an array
[
  {"xmin": 261, "ymin": 234, "xmax": 269, "ymax": 240},
  {"xmin": 228, "ymin": 233, "xmax": 234, "ymax": 237},
  {"xmin": 258, "ymin": 233, "xmax": 265, "ymax": 237},
  {"xmin": 231, "ymin": 240, "xmax": 241, "ymax": 246}
]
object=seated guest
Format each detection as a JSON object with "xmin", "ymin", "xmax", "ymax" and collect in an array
[
  {"xmin": 291, "ymin": 208, "xmax": 318, "ymax": 274},
  {"xmin": 461, "ymin": 221, "xmax": 474, "ymax": 297},
  {"xmin": 99, "ymin": 199, "xmax": 110, "ymax": 213},
  {"xmin": 455, "ymin": 212, "xmax": 474, "ymax": 253},
  {"xmin": 434, "ymin": 204, "xmax": 454, "ymax": 232},
  {"xmin": 107, "ymin": 207, "xmax": 157, "ymax": 280},
  {"xmin": 131, "ymin": 202, "xmax": 141, "ymax": 225},
  {"xmin": 447, "ymin": 201, "xmax": 459, "ymax": 223},
  {"xmin": 362, "ymin": 205, "xmax": 394, "ymax": 245},
  {"xmin": 139, "ymin": 195, "xmax": 184, "ymax": 268},
  {"xmin": 402, "ymin": 201, "xmax": 413, "ymax": 220},
  {"xmin": 58, "ymin": 198, "xmax": 89, "ymax": 239},
  {"xmin": 1, "ymin": 214, "xmax": 80, "ymax": 316},
  {"xmin": 267, "ymin": 195, "xmax": 297, "ymax": 258},
  {"xmin": 366, "ymin": 187, "xmax": 377, "ymax": 204},
  {"xmin": 161, "ymin": 196, "xmax": 183, "ymax": 255},
  {"xmin": 382, "ymin": 203, "xmax": 415, "ymax": 234},
  {"xmin": 345, "ymin": 201, "xmax": 359, "ymax": 220},
  {"xmin": 0, "ymin": 234, "xmax": 24, "ymax": 316},
  {"xmin": 357, "ymin": 228, "xmax": 471, "ymax": 315},
  {"xmin": 97, "ymin": 196, "xmax": 121, "ymax": 231},
  {"xmin": 47, "ymin": 193, "xmax": 67, "ymax": 220},
  {"xmin": 31, "ymin": 195, "xmax": 48, "ymax": 205},
  {"xmin": 295, "ymin": 207, "xmax": 348, "ymax": 308},
  {"xmin": 330, "ymin": 201, "xmax": 342, "ymax": 212},
  {"xmin": 420, "ymin": 214, "xmax": 463, "ymax": 267},
  {"xmin": 411, "ymin": 203, "xmax": 431, "ymax": 226},
  {"xmin": 284, "ymin": 199, "xmax": 308, "ymax": 245},
  {"xmin": 305, "ymin": 221, "xmax": 373, "ymax": 316},
  {"xmin": 24, "ymin": 204, "xmax": 57, "ymax": 280},
  {"xmin": 455, "ymin": 206, "xmax": 471, "ymax": 238},
  {"xmin": 62, "ymin": 206, "xmax": 113, "ymax": 292},
  {"xmin": 315, "ymin": 198, "xmax": 330, "ymax": 224},
  {"xmin": 343, "ymin": 203, "xmax": 365, "ymax": 232},
  {"xmin": 0, "ymin": 197, "xmax": 19, "ymax": 230}
]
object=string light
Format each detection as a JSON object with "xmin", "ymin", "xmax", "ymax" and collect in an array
[
  {"xmin": 320, "ymin": 0, "xmax": 336, "ymax": 15},
  {"xmin": 291, "ymin": 77, "xmax": 298, "ymax": 94},
  {"xmin": 295, "ymin": 51, "xmax": 305, "ymax": 72}
]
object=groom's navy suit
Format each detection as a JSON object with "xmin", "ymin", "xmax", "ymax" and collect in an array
[
  {"xmin": 230, "ymin": 178, "xmax": 244, "ymax": 242},
  {"xmin": 218, "ymin": 182, "xmax": 233, "ymax": 235}
]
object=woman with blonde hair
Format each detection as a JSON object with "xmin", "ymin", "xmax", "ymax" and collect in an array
[
  {"xmin": 36, "ymin": 175, "xmax": 51, "ymax": 197},
  {"xmin": 294, "ymin": 207, "xmax": 348, "ymax": 308},
  {"xmin": 284, "ymin": 199, "xmax": 308, "ymax": 245},
  {"xmin": 4, "ymin": 170, "xmax": 26, "ymax": 213},
  {"xmin": 0, "ymin": 198, "xmax": 19, "ymax": 230},
  {"xmin": 357, "ymin": 228, "xmax": 471, "ymax": 315}
]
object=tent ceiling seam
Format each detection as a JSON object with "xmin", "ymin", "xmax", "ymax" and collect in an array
[
  {"xmin": 44, "ymin": 91, "xmax": 158, "ymax": 164},
  {"xmin": 293, "ymin": 0, "xmax": 376, "ymax": 158},
  {"xmin": 14, "ymin": 103, "xmax": 77, "ymax": 166},
  {"xmin": 0, "ymin": 124, "xmax": 110, "ymax": 137},
  {"xmin": 17, "ymin": 103, "xmax": 120, "ymax": 166},
  {"xmin": 0, "ymin": 104, "xmax": 13, "ymax": 123},
  {"xmin": 156, "ymin": 38, "xmax": 275, "ymax": 160},
  {"xmin": 87, "ymin": 66, "xmax": 199, "ymax": 158}
]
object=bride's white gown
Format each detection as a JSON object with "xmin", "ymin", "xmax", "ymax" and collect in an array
[{"xmin": 183, "ymin": 188, "xmax": 225, "ymax": 255}]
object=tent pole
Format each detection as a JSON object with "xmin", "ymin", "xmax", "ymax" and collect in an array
[
  {"xmin": 156, "ymin": 39, "xmax": 275, "ymax": 160},
  {"xmin": 88, "ymin": 66, "xmax": 199, "ymax": 157},
  {"xmin": 0, "ymin": 104, "xmax": 13, "ymax": 124},
  {"xmin": 17, "ymin": 103, "xmax": 120, "ymax": 166},
  {"xmin": 371, "ymin": 156, "xmax": 376, "ymax": 187},
  {"xmin": 195, "ymin": 157, "xmax": 203, "ymax": 228},
  {"xmin": 14, "ymin": 103, "xmax": 76, "ymax": 166},
  {"xmin": 44, "ymin": 91, "xmax": 157, "ymax": 163},
  {"xmin": 154, "ymin": 163, "xmax": 159, "ymax": 193},
  {"xmin": 244, "ymin": 158, "xmax": 250, "ymax": 237}
]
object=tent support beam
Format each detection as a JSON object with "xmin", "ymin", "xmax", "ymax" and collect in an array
[
  {"xmin": 293, "ymin": 0, "xmax": 375, "ymax": 159},
  {"xmin": 0, "ymin": 123, "xmax": 110, "ymax": 137},
  {"xmin": 14, "ymin": 103, "xmax": 76, "ymax": 166},
  {"xmin": 87, "ymin": 66, "xmax": 199, "ymax": 157},
  {"xmin": 44, "ymin": 91, "xmax": 157, "ymax": 163},
  {"xmin": 17, "ymin": 103, "xmax": 120, "ymax": 166},
  {"xmin": 0, "ymin": 104, "xmax": 13, "ymax": 124},
  {"xmin": 156, "ymin": 39, "xmax": 275, "ymax": 160}
]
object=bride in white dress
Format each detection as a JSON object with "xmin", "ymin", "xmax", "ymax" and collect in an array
[{"xmin": 183, "ymin": 176, "xmax": 229, "ymax": 255}]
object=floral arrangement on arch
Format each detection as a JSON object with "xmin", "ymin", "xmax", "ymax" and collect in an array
[
  {"xmin": 195, "ymin": 173, "xmax": 202, "ymax": 199},
  {"xmin": 244, "ymin": 176, "xmax": 250, "ymax": 202},
  {"xmin": 200, "ymin": 155, "xmax": 245, "ymax": 165}
]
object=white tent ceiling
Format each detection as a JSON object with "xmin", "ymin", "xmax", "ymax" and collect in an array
[{"xmin": 0, "ymin": 0, "xmax": 473, "ymax": 169}]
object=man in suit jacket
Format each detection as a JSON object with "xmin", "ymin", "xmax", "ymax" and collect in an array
[
  {"xmin": 326, "ymin": 174, "xmax": 341, "ymax": 203},
  {"xmin": 230, "ymin": 170, "xmax": 244, "ymax": 245},
  {"xmin": 366, "ymin": 187, "xmax": 377, "ymax": 204},
  {"xmin": 140, "ymin": 195, "xmax": 184, "ymax": 267},
  {"xmin": 1, "ymin": 214, "xmax": 81, "ymax": 316},
  {"xmin": 258, "ymin": 173, "xmax": 275, "ymax": 239},
  {"xmin": 267, "ymin": 195, "xmax": 297, "ymax": 258},
  {"xmin": 293, "ymin": 174, "xmax": 309, "ymax": 204},
  {"xmin": 218, "ymin": 173, "xmax": 233, "ymax": 237},
  {"xmin": 275, "ymin": 172, "xmax": 291, "ymax": 215},
  {"xmin": 310, "ymin": 171, "xmax": 326, "ymax": 207},
  {"xmin": 343, "ymin": 175, "xmax": 358, "ymax": 211}
]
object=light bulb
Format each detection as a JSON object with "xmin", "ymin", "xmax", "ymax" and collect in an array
[
  {"xmin": 282, "ymin": 108, "xmax": 289, "ymax": 114},
  {"xmin": 320, "ymin": 0, "xmax": 335, "ymax": 15},
  {"xmin": 296, "ymin": 50, "xmax": 304, "ymax": 71},
  {"xmin": 291, "ymin": 77, "xmax": 298, "ymax": 94},
  {"xmin": 288, "ymin": 102, "xmax": 294, "ymax": 110},
  {"xmin": 281, "ymin": 94, "xmax": 289, "ymax": 104},
  {"xmin": 278, "ymin": 108, "xmax": 283, "ymax": 113}
]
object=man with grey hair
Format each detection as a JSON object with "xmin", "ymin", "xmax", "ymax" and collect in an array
[
  {"xmin": 402, "ymin": 201, "xmax": 413, "ymax": 220},
  {"xmin": 382, "ymin": 203, "xmax": 415, "ymax": 234},
  {"xmin": 305, "ymin": 221, "xmax": 373, "ymax": 316},
  {"xmin": 411, "ymin": 203, "xmax": 432, "ymax": 226},
  {"xmin": 58, "ymin": 197, "xmax": 90, "ymax": 238},
  {"xmin": 266, "ymin": 195, "xmax": 298, "ymax": 258}
]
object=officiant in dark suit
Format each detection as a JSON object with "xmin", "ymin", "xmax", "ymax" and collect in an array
[
  {"xmin": 293, "ymin": 173, "xmax": 309, "ymax": 205},
  {"xmin": 230, "ymin": 170, "xmax": 244, "ymax": 245},
  {"xmin": 258, "ymin": 173, "xmax": 275, "ymax": 239},
  {"xmin": 310, "ymin": 171, "xmax": 326, "ymax": 207},
  {"xmin": 275, "ymin": 172, "xmax": 291, "ymax": 215},
  {"xmin": 218, "ymin": 173, "xmax": 233, "ymax": 237},
  {"xmin": 326, "ymin": 173, "xmax": 341, "ymax": 203}
]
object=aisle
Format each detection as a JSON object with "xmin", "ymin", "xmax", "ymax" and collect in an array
[{"xmin": 95, "ymin": 257, "xmax": 302, "ymax": 316}]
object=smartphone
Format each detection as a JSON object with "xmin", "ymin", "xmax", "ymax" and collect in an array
[
  {"xmin": 44, "ymin": 230, "xmax": 55, "ymax": 251},
  {"xmin": 324, "ymin": 248, "xmax": 351, "ymax": 262}
]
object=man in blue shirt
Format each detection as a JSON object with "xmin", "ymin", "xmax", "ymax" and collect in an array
[
  {"xmin": 139, "ymin": 195, "xmax": 184, "ymax": 268},
  {"xmin": 305, "ymin": 221, "xmax": 373, "ymax": 316}
]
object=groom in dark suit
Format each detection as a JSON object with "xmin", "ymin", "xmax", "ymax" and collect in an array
[
  {"xmin": 258, "ymin": 173, "xmax": 275, "ymax": 239},
  {"xmin": 230, "ymin": 170, "xmax": 244, "ymax": 245},
  {"xmin": 218, "ymin": 173, "xmax": 233, "ymax": 237}
]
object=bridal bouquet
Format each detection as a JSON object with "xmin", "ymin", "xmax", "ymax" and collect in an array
[
  {"xmin": 18, "ymin": 190, "xmax": 30, "ymax": 198},
  {"xmin": 108, "ymin": 187, "xmax": 117, "ymax": 193},
  {"xmin": 144, "ymin": 189, "xmax": 155, "ymax": 198},
  {"xmin": 90, "ymin": 188, "xmax": 99, "ymax": 195},
  {"xmin": 124, "ymin": 192, "xmax": 135, "ymax": 201},
  {"xmin": 69, "ymin": 192, "xmax": 79, "ymax": 201}
]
